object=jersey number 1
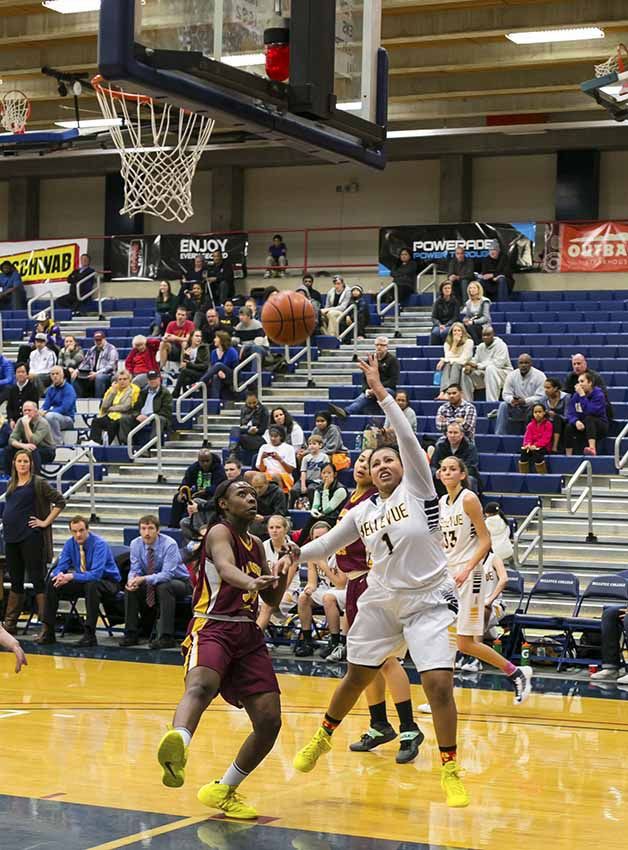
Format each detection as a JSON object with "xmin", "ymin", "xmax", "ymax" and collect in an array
[{"xmin": 382, "ymin": 533, "xmax": 394, "ymax": 555}]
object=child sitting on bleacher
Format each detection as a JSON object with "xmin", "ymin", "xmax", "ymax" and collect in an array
[
  {"xmin": 519, "ymin": 403, "xmax": 552, "ymax": 474},
  {"xmin": 292, "ymin": 434, "xmax": 329, "ymax": 509}
]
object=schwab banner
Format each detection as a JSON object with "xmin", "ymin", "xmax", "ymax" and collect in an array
[
  {"xmin": 378, "ymin": 222, "xmax": 535, "ymax": 275},
  {"xmin": 110, "ymin": 233, "xmax": 248, "ymax": 280},
  {"xmin": 552, "ymin": 221, "xmax": 628, "ymax": 273},
  {"xmin": 0, "ymin": 237, "xmax": 89, "ymax": 299}
]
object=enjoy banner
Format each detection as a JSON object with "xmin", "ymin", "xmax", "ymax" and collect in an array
[{"xmin": 110, "ymin": 233, "xmax": 249, "ymax": 280}]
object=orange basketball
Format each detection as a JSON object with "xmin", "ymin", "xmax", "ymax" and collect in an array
[{"xmin": 261, "ymin": 290, "xmax": 317, "ymax": 345}]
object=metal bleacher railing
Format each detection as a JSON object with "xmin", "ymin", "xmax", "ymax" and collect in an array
[
  {"xmin": 417, "ymin": 262, "xmax": 439, "ymax": 302},
  {"xmin": 283, "ymin": 337, "xmax": 315, "ymax": 387},
  {"xmin": 513, "ymin": 501, "xmax": 544, "ymax": 575},
  {"xmin": 127, "ymin": 413, "xmax": 164, "ymax": 482},
  {"xmin": 336, "ymin": 303, "xmax": 358, "ymax": 355},
  {"xmin": 376, "ymin": 280, "xmax": 400, "ymax": 337},
  {"xmin": 565, "ymin": 459, "xmax": 598, "ymax": 544},
  {"xmin": 76, "ymin": 270, "xmax": 107, "ymax": 320},
  {"xmin": 233, "ymin": 351, "xmax": 263, "ymax": 400},
  {"xmin": 175, "ymin": 380, "xmax": 209, "ymax": 444},
  {"xmin": 614, "ymin": 421, "xmax": 628, "ymax": 473},
  {"xmin": 27, "ymin": 287, "xmax": 55, "ymax": 321}
]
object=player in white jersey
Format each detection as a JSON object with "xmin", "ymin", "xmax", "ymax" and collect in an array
[
  {"xmin": 278, "ymin": 355, "xmax": 469, "ymax": 808},
  {"xmin": 483, "ymin": 551, "xmax": 508, "ymax": 640},
  {"xmin": 439, "ymin": 456, "xmax": 532, "ymax": 704},
  {"xmin": 257, "ymin": 515, "xmax": 300, "ymax": 631}
]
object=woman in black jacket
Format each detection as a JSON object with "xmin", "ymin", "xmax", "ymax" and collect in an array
[
  {"xmin": 430, "ymin": 281, "xmax": 461, "ymax": 345},
  {"xmin": 172, "ymin": 329, "xmax": 210, "ymax": 398},
  {"xmin": 390, "ymin": 248, "xmax": 418, "ymax": 305}
]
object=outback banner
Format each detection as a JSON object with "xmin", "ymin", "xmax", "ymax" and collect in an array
[
  {"xmin": 378, "ymin": 222, "xmax": 535, "ymax": 275},
  {"xmin": 554, "ymin": 221, "xmax": 628, "ymax": 272},
  {"xmin": 110, "ymin": 233, "xmax": 248, "ymax": 280},
  {"xmin": 0, "ymin": 237, "xmax": 88, "ymax": 298}
]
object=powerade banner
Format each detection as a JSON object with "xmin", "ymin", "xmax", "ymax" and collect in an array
[
  {"xmin": 378, "ymin": 222, "xmax": 535, "ymax": 275},
  {"xmin": 110, "ymin": 233, "xmax": 248, "ymax": 280},
  {"xmin": 0, "ymin": 237, "xmax": 89, "ymax": 300},
  {"xmin": 545, "ymin": 221, "xmax": 628, "ymax": 273}
]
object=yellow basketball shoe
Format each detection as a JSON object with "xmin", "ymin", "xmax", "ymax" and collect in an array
[
  {"xmin": 293, "ymin": 727, "xmax": 333, "ymax": 773},
  {"xmin": 157, "ymin": 729, "xmax": 188, "ymax": 788},
  {"xmin": 197, "ymin": 781, "xmax": 258, "ymax": 819},
  {"xmin": 440, "ymin": 761, "xmax": 470, "ymax": 807}
]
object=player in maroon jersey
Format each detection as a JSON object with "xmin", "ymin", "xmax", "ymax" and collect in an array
[
  {"xmin": 337, "ymin": 449, "xmax": 424, "ymax": 763},
  {"xmin": 157, "ymin": 479, "xmax": 288, "ymax": 820}
]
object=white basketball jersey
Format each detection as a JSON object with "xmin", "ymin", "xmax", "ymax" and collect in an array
[
  {"xmin": 439, "ymin": 489, "xmax": 479, "ymax": 569},
  {"xmin": 263, "ymin": 538, "xmax": 281, "ymax": 566},
  {"xmin": 483, "ymin": 552, "xmax": 499, "ymax": 598}
]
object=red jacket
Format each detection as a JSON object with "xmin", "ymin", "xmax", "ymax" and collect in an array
[
  {"xmin": 125, "ymin": 338, "xmax": 160, "ymax": 375},
  {"xmin": 522, "ymin": 418, "xmax": 553, "ymax": 452}
]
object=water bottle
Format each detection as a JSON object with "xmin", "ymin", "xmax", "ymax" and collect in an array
[
  {"xmin": 354, "ymin": 433, "xmax": 362, "ymax": 451},
  {"xmin": 521, "ymin": 642, "xmax": 531, "ymax": 667},
  {"xmin": 505, "ymin": 321, "xmax": 512, "ymax": 335}
]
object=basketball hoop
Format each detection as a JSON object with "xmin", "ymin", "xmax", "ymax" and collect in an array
[
  {"xmin": 595, "ymin": 43, "xmax": 628, "ymax": 78},
  {"xmin": 0, "ymin": 90, "xmax": 31, "ymax": 134},
  {"xmin": 92, "ymin": 75, "xmax": 215, "ymax": 223}
]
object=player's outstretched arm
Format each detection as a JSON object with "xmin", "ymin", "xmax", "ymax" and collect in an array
[
  {"xmin": 358, "ymin": 355, "xmax": 435, "ymax": 499},
  {"xmin": 300, "ymin": 513, "xmax": 360, "ymax": 565},
  {"xmin": 0, "ymin": 625, "xmax": 27, "ymax": 674}
]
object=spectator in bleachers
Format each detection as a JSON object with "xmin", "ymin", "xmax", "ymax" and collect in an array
[
  {"xmin": 390, "ymin": 248, "xmax": 418, "ymax": 305},
  {"xmin": 484, "ymin": 502, "xmax": 514, "ymax": 564},
  {"xmin": 310, "ymin": 409, "xmax": 347, "ymax": 456},
  {"xmin": 201, "ymin": 330, "xmax": 239, "ymax": 400},
  {"xmin": 224, "ymin": 456, "xmax": 243, "ymax": 481},
  {"xmin": 6, "ymin": 401, "xmax": 56, "ymax": 472},
  {"xmin": 159, "ymin": 306, "xmax": 195, "ymax": 371},
  {"xmin": 181, "ymin": 281, "xmax": 208, "ymax": 322},
  {"xmin": 6, "ymin": 363, "xmax": 38, "ymax": 428},
  {"xmin": 219, "ymin": 299, "xmax": 239, "ymax": 332},
  {"xmin": 430, "ymin": 281, "xmax": 460, "ymax": 345},
  {"xmin": 119, "ymin": 371, "xmax": 172, "ymax": 447},
  {"xmin": 302, "ymin": 272, "xmax": 323, "ymax": 306},
  {"xmin": 330, "ymin": 336, "xmax": 399, "ymax": 417},
  {"xmin": 321, "ymin": 275, "xmax": 351, "ymax": 337},
  {"xmin": 519, "ymin": 403, "xmax": 552, "ymax": 474},
  {"xmin": 41, "ymin": 366, "xmax": 77, "ymax": 446},
  {"xmin": 172, "ymin": 329, "xmax": 210, "ymax": 398},
  {"xmin": 478, "ymin": 241, "xmax": 514, "ymax": 302},
  {"xmin": 71, "ymin": 331, "xmax": 119, "ymax": 399},
  {"xmin": 244, "ymin": 297, "xmax": 259, "ymax": 318},
  {"xmin": 38, "ymin": 515, "xmax": 120, "ymax": 647},
  {"xmin": 17, "ymin": 314, "xmax": 63, "ymax": 364},
  {"xmin": 494, "ymin": 354, "xmax": 546, "ymax": 436},
  {"xmin": 565, "ymin": 371, "xmax": 609, "ymax": 457},
  {"xmin": 446, "ymin": 246, "xmax": 475, "ymax": 304},
  {"xmin": 257, "ymin": 515, "xmax": 300, "ymax": 632},
  {"xmin": 28, "ymin": 334, "xmax": 56, "ymax": 394},
  {"xmin": 542, "ymin": 377, "xmax": 569, "ymax": 453},
  {"xmin": 461, "ymin": 281, "xmax": 491, "ymax": 345},
  {"xmin": 170, "ymin": 447, "xmax": 226, "ymax": 529},
  {"xmin": 0, "ymin": 260, "xmax": 25, "ymax": 310},
  {"xmin": 255, "ymin": 424, "xmax": 296, "ymax": 493},
  {"xmin": 383, "ymin": 390, "xmax": 417, "ymax": 432},
  {"xmin": 563, "ymin": 352, "xmax": 608, "ymax": 396},
  {"xmin": 152, "ymin": 281, "xmax": 178, "ymax": 336},
  {"xmin": 265, "ymin": 234, "xmax": 289, "ymax": 279},
  {"xmin": 435, "ymin": 323, "xmax": 473, "ymax": 401},
  {"xmin": 462, "ymin": 325, "xmax": 512, "ymax": 402},
  {"xmin": 196, "ymin": 306, "xmax": 222, "ymax": 347},
  {"xmin": 435, "ymin": 383, "xmax": 477, "ymax": 442},
  {"xmin": 264, "ymin": 406, "xmax": 305, "ymax": 452},
  {"xmin": 0, "ymin": 353, "xmax": 15, "ymax": 408},
  {"xmin": 297, "ymin": 463, "xmax": 349, "ymax": 547},
  {"xmin": 292, "ymin": 434, "xmax": 329, "ymax": 508},
  {"xmin": 233, "ymin": 307, "xmax": 269, "ymax": 364},
  {"xmin": 179, "ymin": 255, "xmax": 206, "ymax": 304},
  {"xmin": 206, "ymin": 249, "xmax": 234, "ymax": 304},
  {"xmin": 233, "ymin": 389, "xmax": 269, "ymax": 464},
  {"xmin": 120, "ymin": 514, "xmax": 192, "ymax": 650},
  {"xmin": 2, "ymin": 450, "xmax": 65, "ymax": 637},
  {"xmin": 249, "ymin": 471, "xmax": 287, "ymax": 539},
  {"xmin": 431, "ymin": 422, "xmax": 480, "ymax": 494},
  {"xmin": 589, "ymin": 576, "xmax": 628, "ymax": 683},
  {"xmin": 340, "ymin": 285, "xmax": 370, "ymax": 341},
  {"xmin": 85, "ymin": 371, "xmax": 139, "ymax": 446},
  {"xmin": 57, "ymin": 335, "xmax": 84, "ymax": 376},
  {"xmin": 125, "ymin": 335, "xmax": 160, "ymax": 388},
  {"xmin": 295, "ymin": 283, "xmax": 321, "ymax": 332},
  {"xmin": 58, "ymin": 253, "xmax": 96, "ymax": 315}
]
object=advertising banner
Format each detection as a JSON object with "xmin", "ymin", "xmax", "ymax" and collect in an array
[
  {"xmin": 0, "ymin": 237, "xmax": 89, "ymax": 299},
  {"xmin": 110, "ymin": 233, "xmax": 248, "ymax": 280},
  {"xmin": 378, "ymin": 222, "xmax": 535, "ymax": 276},
  {"xmin": 557, "ymin": 221, "xmax": 628, "ymax": 272}
]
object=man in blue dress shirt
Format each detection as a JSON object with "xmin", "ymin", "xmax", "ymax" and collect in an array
[
  {"xmin": 120, "ymin": 514, "xmax": 192, "ymax": 650},
  {"xmin": 39, "ymin": 515, "xmax": 121, "ymax": 647}
]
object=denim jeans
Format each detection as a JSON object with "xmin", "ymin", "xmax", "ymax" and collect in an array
[
  {"xmin": 201, "ymin": 363, "xmax": 234, "ymax": 399},
  {"xmin": 495, "ymin": 401, "xmax": 530, "ymax": 436},
  {"xmin": 600, "ymin": 605, "xmax": 628, "ymax": 668},
  {"xmin": 346, "ymin": 387, "xmax": 395, "ymax": 415}
]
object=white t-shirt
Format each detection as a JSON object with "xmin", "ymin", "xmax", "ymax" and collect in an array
[
  {"xmin": 485, "ymin": 514, "xmax": 513, "ymax": 560},
  {"xmin": 300, "ymin": 395, "xmax": 447, "ymax": 592},
  {"xmin": 255, "ymin": 441, "xmax": 296, "ymax": 477}
]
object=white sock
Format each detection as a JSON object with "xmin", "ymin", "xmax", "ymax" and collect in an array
[
  {"xmin": 174, "ymin": 727, "xmax": 192, "ymax": 748},
  {"xmin": 220, "ymin": 761, "xmax": 249, "ymax": 788}
]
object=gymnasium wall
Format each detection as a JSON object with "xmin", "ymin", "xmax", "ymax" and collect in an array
[
  {"xmin": 144, "ymin": 170, "xmax": 213, "ymax": 236},
  {"xmin": 471, "ymin": 154, "xmax": 556, "ymax": 221}
]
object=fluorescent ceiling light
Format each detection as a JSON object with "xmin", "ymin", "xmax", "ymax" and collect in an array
[
  {"xmin": 506, "ymin": 27, "xmax": 604, "ymax": 45},
  {"xmin": 221, "ymin": 53, "xmax": 265, "ymax": 68},
  {"xmin": 55, "ymin": 118, "xmax": 122, "ymax": 129},
  {"xmin": 42, "ymin": 0, "xmax": 101, "ymax": 11},
  {"xmin": 337, "ymin": 101, "xmax": 362, "ymax": 111}
]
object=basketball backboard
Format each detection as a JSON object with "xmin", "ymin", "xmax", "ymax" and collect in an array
[
  {"xmin": 97, "ymin": 0, "xmax": 388, "ymax": 169},
  {"xmin": 581, "ymin": 70, "xmax": 628, "ymax": 122}
]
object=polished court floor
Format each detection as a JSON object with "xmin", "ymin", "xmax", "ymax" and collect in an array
[{"xmin": 1, "ymin": 646, "xmax": 626, "ymax": 850}]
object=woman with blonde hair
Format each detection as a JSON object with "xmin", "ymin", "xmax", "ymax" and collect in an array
[
  {"xmin": 461, "ymin": 281, "xmax": 491, "ymax": 344},
  {"xmin": 435, "ymin": 322, "xmax": 473, "ymax": 401}
]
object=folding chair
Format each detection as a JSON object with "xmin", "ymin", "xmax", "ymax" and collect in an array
[
  {"xmin": 561, "ymin": 574, "xmax": 628, "ymax": 670},
  {"xmin": 511, "ymin": 572, "xmax": 580, "ymax": 665}
]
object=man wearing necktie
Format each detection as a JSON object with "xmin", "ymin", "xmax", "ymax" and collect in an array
[
  {"xmin": 121, "ymin": 514, "xmax": 192, "ymax": 650},
  {"xmin": 39, "ymin": 516, "xmax": 122, "ymax": 647}
]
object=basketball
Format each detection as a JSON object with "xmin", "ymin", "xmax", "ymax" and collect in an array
[{"xmin": 261, "ymin": 290, "xmax": 317, "ymax": 345}]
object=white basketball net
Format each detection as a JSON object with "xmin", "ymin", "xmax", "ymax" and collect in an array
[
  {"xmin": 0, "ymin": 90, "xmax": 31, "ymax": 133},
  {"xmin": 595, "ymin": 43, "xmax": 628, "ymax": 78},
  {"xmin": 93, "ymin": 78, "xmax": 215, "ymax": 223}
]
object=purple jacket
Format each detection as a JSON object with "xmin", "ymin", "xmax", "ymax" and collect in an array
[{"xmin": 567, "ymin": 386, "xmax": 607, "ymax": 425}]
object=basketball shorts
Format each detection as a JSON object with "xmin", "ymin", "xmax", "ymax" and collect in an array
[
  {"xmin": 345, "ymin": 573, "xmax": 369, "ymax": 628},
  {"xmin": 450, "ymin": 561, "xmax": 487, "ymax": 637},
  {"xmin": 347, "ymin": 574, "xmax": 458, "ymax": 672},
  {"xmin": 310, "ymin": 585, "xmax": 347, "ymax": 611},
  {"xmin": 182, "ymin": 619, "xmax": 280, "ymax": 708}
]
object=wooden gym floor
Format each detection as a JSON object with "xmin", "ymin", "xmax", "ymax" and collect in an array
[{"xmin": 0, "ymin": 645, "xmax": 626, "ymax": 850}]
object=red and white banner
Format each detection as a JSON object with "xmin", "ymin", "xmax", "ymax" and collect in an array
[{"xmin": 559, "ymin": 221, "xmax": 628, "ymax": 272}]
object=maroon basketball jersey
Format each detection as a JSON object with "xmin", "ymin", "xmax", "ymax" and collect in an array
[
  {"xmin": 191, "ymin": 522, "xmax": 266, "ymax": 621},
  {"xmin": 335, "ymin": 487, "xmax": 377, "ymax": 574}
]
